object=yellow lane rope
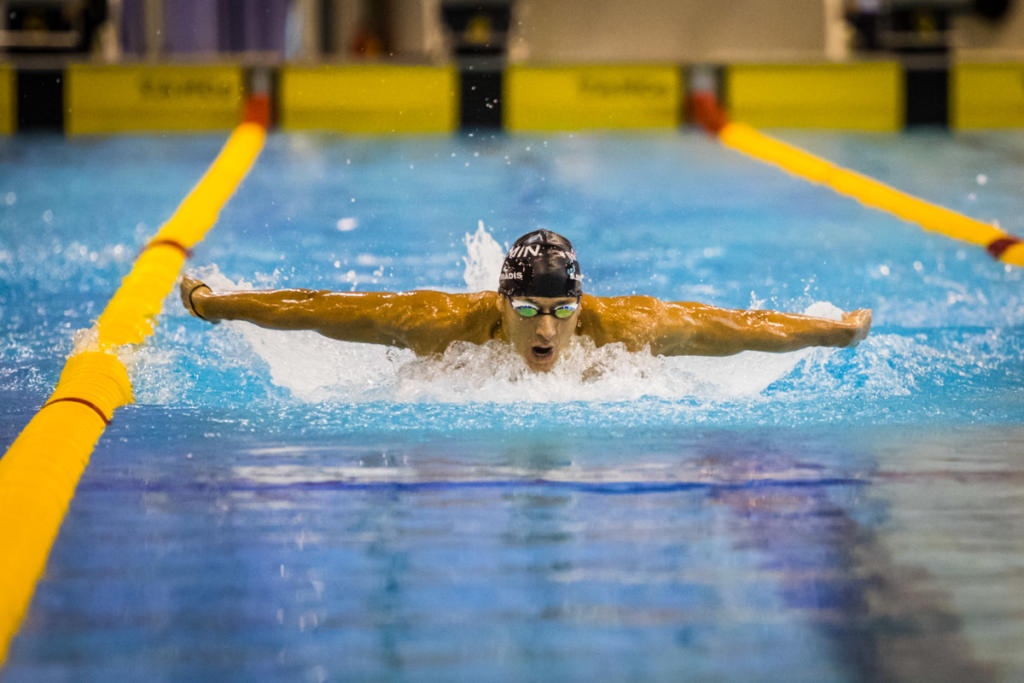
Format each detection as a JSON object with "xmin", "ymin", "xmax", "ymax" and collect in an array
[
  {"xmin": 0, "ymin": 120, "xmax": 266, "ymax": 664},
  {"xmin": 717, "ymin": 121, "xmax": 1024, "ymax": 267}
]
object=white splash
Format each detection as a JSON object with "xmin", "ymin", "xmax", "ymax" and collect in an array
[
  {"xmin": 804, "ymin": 300, "xmax": 844, "ymax": 321},
  {"xmin": 462, "ymin": 220, "xmax": 505, "ymax": 292}
]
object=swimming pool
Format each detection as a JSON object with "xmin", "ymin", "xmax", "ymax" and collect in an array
[{"xmin": 1, "ymin": 129, "xmax": 1022, "ymax": 680}]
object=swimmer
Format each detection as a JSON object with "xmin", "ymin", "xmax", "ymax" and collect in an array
[{"xmin": 180, "ymin": 230, "xmax": 871, "ymax": 372}]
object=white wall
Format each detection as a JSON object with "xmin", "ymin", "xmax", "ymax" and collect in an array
[
  {"xmin": 508, "ymin": 0, "xmax": 828, "ymax": 62},
  {"xmin": 341, "ymin": 0, "xmax": 1024, "ymax": 63}
]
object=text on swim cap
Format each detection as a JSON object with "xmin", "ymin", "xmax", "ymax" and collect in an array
[
  {"xmin": 506, "ymin": 245, "xmax": 577, "ymax": 260},
  {"xmin": 506, "ymin": 245, "xmax": 541, "ymax": 258}
]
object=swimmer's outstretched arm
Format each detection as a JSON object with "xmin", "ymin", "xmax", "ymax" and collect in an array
[
  {"xmin": 180, "ymin": 275, "xmax": 501, "ymax": 355},
  {"xmin": 579, "ymin": 295, "xmax": 871, "ymax": 356}
]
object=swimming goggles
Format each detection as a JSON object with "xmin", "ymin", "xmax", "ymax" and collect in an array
[{"xmin": 509, "ymin": 298, "xmax": 579, "ymax": 319}]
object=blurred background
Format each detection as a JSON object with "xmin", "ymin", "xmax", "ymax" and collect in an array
[{"xmin": 0, "ymin": 0, "xmax": 1020, "ymax": 64}]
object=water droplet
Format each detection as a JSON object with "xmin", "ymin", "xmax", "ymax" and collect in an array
[
  {"xmin": 976, "ymin": 173, "xmax": 988, "ymax": 185},
  {"xmin": 4, "ymin": 192, "xmax": 14, "ymax": 205}
]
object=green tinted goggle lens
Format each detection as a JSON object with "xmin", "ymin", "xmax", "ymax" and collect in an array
[
  {"xmin": 511, "ymin": 301, "xmax": 578, "ymax": 319},
  {"xmin": 553, "ymin": 305, "xmax": 577, "ymax": 319}
]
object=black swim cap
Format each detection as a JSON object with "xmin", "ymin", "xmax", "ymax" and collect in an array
[{"xmin": 498, "ymin": 230, "xmax": 583, "ymax": 298}]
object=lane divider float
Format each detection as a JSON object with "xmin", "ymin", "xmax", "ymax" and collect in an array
[
  {"xmin": 690, "ymin": 91, "xmax": 1024, "ymax": 268},
  {"xmin": 0, "ymin": 104, "xmax": 267, "ymax": 664}
]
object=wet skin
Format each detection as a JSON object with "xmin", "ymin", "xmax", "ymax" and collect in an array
[
  {"xmin": 181, "ymin": 275, "xmax": 872, "ymax": 374},
  {"xmin": 498, "ymin": 295, "xmax": 581, "ymax": 372}
]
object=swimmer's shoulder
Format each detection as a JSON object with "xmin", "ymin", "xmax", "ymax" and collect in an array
[
  {"xmin": 578, "ymin": 294, "xmax": 700, "ymax": 351},
  {"xmin": 442, "ymin": 290, "xmax": 503, "ymax": 342},
  {"xmin": 385, "ymin": 290, "xmax": 502, "ymax": 353}
]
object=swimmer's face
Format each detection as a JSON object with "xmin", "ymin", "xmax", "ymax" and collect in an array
[{"xmin": 501, "ymin": 295, "xmax": 581, "ymax": 372}]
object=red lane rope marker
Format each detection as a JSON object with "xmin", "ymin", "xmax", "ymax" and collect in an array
[
  {"xmin": 986, "ymin": 236, "xmax": 1022, "ymax": 259},
  {"xmin": 244, "ymin": 93, "xmax": 271, "ymax": 128},
  {"xmin": 140, "ymin": 239, "xmax": 193, "ymax": 258},
  {"xmin": 689, "ymin": 91, "xmax": 728, "ymax": 135},
  {"xmin": 40, "ymin": 397, "xmax": 112, "ymax": 425}
]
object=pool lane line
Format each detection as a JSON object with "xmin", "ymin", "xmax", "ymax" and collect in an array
[
  {"xmin": 0, "ymin": 112, "xmax": 266, "ymax": 665},
  {"xmin": 689, "ymin": 91, "xmax": 1024, "ymax": 268}
]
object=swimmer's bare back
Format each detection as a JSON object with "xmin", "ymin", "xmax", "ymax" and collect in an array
[{"xmin": 181, "ymin": 275, "xmax": 870, "ymax": 358}]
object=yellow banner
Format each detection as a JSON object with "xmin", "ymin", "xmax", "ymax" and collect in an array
[
  {"xmin": 727, "ymin": 63, "xmax": 903, "ymax": 131},
  {"xmin": 0, "ymin": 64, "xmax": 13, "ymax": 135},
  {"xmin": 281, "ymin": 65, "xmax": 457, "ymax": 133},
  {"xmin": 505, "ymin": 65, "xmax": 681, "ymax": 131},
  {"xmin": 66, "ymin": 64, "xmax": 243, "ymax": 135},
  {"xmin": 952, "ymin": 62, "xmax": 1024, "ymax": 129}
]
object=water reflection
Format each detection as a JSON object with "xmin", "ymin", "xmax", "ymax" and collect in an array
[
  {"xmin": 318, "ymin": 431, "xmax": 996, "ymax": 679},
  {"xmin": 705, "ymin": 451, "xmax": 994, "ymax": 681}
]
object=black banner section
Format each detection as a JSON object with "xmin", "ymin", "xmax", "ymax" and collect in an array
[
  {"xmin": 460, "ymin": 68, "xmax": 502, "ymax": 129},
  {"xmin": 905, "ymin": 66, "xmax": 949, "ymax": 127},
  {"xmin": 17, "ymin": 69, "xmax": 64, "ymax": 131}
]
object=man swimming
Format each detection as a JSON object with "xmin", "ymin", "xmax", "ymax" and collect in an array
[{"xmin": 180, "ymin": 229, "xmax": 871, "ymax": 372}]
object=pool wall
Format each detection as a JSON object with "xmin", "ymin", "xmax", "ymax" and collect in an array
[{"xmin": 3, "ymin": 60, "xmax": 1024, "ymax": 136}]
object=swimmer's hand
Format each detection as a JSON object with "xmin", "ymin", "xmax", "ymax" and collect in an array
[
  {"xmin": 180, "ymin": 274, "xmax": 217, "ymax": 323},
  {"xmin": 842, "ymin": 309, "xmax": 871, "ymax": 347}
]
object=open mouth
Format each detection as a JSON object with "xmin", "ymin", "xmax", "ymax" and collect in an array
[{"xmin": 531, "ymin": 345, "xmax": 553, "ymax": 359}]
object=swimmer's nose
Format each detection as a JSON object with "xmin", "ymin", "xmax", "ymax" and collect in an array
[{"xmin": 535, "ymin": 315, "xmax": 557, "ymax": 341}]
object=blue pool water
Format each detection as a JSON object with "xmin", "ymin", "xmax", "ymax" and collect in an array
[{"xmin": 1, "ymin": 130, "xmax": 1023, "ymax": 680}]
